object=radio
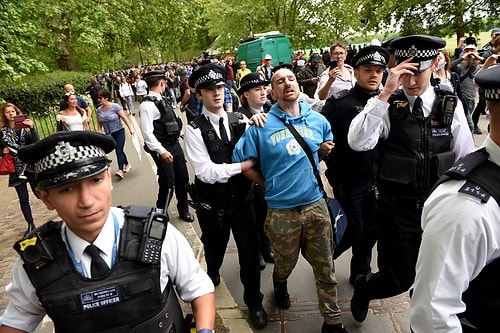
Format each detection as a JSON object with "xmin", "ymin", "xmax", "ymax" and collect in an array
[{"xmin": 138, "ymin": 210, "xmax": 168, "ymax": 264}]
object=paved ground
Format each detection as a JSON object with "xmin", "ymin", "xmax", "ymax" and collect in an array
[{"xmin": 0, "ymin": 104, "xmax": 490, "ymax": 332}]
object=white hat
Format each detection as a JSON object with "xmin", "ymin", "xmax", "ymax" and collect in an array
[
  {"xmin": 264, "ymin": 54, "xmax": 272, "ymax": 60},
  {"xmin": 464, "ymin": 44, "xmax": 477, "ymax": 50}
]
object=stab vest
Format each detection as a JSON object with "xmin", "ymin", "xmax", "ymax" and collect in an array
[
  {"xmin": 378, "ymin": 85, "xmax": 456, "ymax": 200},
  {"xmin": 143, "ymin": 96, "xmax": 182, "ymax": 146},
  {"xmin": 323, "ymin": 86, "xmax": 378, "ymax": 186},
  {"xmin": 13, "ymin": 206, "xmax": 185, "ymax": 333},
  {"xmin": 189, "ymin": 113, "xmax": 251, "ymax": 208},
  {"xmin": 434, "ymin": 149, "xmax": 500, "ymax": 331}
]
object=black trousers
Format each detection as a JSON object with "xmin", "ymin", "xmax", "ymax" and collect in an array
[
  {"xmin": 331, "ymin": 182, "xmax": 378, "ymax": 278},
  {"xmin": 251, "ymin": 184, "xmax": 271, "ymax": 255},
  {"xmin": 196, "ymin": 201, "xmax": 263, "ymax": 308},
  {"xmin": 150, "ymin": 142, "xmax": 189, "ymax": 214},
  {"xmin": 363, "ymin": 197, "xmax": 422, "ymax": 300}
]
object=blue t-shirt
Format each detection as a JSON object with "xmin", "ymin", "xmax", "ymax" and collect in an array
[
  {"xmin": 232, "ymin": 101, "xmax": 333, "ymax": 209},
  {"xmin": 97, "ymin": 103, "xmax": 124, "ymax": 134}
]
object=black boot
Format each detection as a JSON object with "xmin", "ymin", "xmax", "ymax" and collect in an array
[
  {"xmin": 273, "ymin": 280, "xmax": 291, "ymax": 309},
  {"xmin": 24, "ymin": 222, "xmax": 36, "ymax": 238}
]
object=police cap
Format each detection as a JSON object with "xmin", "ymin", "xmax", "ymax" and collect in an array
[
  {"xmin": 18, "ymin": 131, "xmax": 115, "ymax": 190},
  {"xmin": 475, "ymin": 65, "xmax": 500, "ymax": 101},
  {"xmin": 188, "ymin": 63, "xmax": 226, "ymax": 90},
  {"xmin": 142, "ymin": 70, "xmax": 166, "ymax": 82},
  {"xmin": 352, "ymin": 46, "xmax": 389, "ymax": 69},
  {"xmin": 237, "ymin": 72, "xmax": 270, "ymax": 95},
  {"xmin": 391, "ymin": 35, "xmax": 446, "ymax": 71}
]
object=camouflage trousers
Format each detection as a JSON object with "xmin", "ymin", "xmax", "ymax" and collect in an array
[{"xmin": 265, "ymin": 199, "xmax": 341, "ymax": 324}]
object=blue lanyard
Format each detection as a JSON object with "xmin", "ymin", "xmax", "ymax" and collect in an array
[{"xmin": 65, "ymin": 213, "xmax": 120, "ymax": 277}]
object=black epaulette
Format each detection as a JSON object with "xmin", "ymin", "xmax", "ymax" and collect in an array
[
  {"xmin": 332, "ymin": 89, "xmax": 350, "ymax": 100},
  {"xmin": 432, "ymin": 148, "xmax": 500, "ymax": 204}
]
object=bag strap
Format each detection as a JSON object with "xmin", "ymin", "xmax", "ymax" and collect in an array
[{"xmin": 278, "ymin": 116, "xmax": 326, "ymax": 196}]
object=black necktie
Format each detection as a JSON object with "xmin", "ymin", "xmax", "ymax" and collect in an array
[
  {"xmin": 219, "ymin": 117, "xmax": 229, "ymax": 142},
  {"xmin": 85, "ymin": 244, "xmax": 110, "ymax": 278},
  {"xmin": 413, "ymin": 97, "xmax": 424, "ymax": 118}
]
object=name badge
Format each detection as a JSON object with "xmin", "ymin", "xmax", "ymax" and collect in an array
[
  {"xmin": 431, "ymin": 127, "xmax": 450, "ymax": 137},
  {"xmin": 80, "ymin": 284, "xmax": 121, "ymax": 312}
]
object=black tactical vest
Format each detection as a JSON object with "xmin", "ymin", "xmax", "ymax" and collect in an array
[
  {"xmin": 378, "ymin": 86, "xmax": 456, "ymax": 200},
  {"xmin": 323, "ymin": 85, "xmax": 378, "ymax": 186},
  {"xmin": 189, "ymin": 113, "xmax": 251, "ymax": 208},
  {"xmin": 143, "ymin": 96, "xmax": 182, "ymax": 146},
  {"xmin": 13, "ymin": 206, "xmax": 185, "ymax": 333}
]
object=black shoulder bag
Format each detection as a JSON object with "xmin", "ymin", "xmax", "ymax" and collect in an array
[{"xmin": 279, "ymin": 118, "xmax": 348, "ymax": 247}]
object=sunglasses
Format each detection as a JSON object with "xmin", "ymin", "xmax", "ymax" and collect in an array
[{"xmin": 64, "ymin": 92, "xmax": 76, "ymax": 97}]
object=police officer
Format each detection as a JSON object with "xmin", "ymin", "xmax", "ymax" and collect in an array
[
  {"xmin": 0, "ymin": 131, "xmax": 215, "ymax": 333},
  {"xmin": 321, "ymin": 45, "xmax": 389, "ymax": 284},
  {"xmin": 348, "ymin": 35, "xmax": 475, "ymax": 323},
  {"xmin": 140, "ymin": 70, "xmax": 194, "ymax": 222},
  {"xmin": 410, "ymin": 64, "xmax": 500, "ymax": 333},
  {"xmin": 183, "ymin": 63, "xmax": 268, "ymax": 330},
  {"xmin": 236, "ymin": 73, "xmax": 274, "ymax": 268}
]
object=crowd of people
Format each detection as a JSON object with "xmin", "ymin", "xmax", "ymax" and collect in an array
[{"xmin": 1, "ymin": 29, "xmax": 500, "ymax": 333}]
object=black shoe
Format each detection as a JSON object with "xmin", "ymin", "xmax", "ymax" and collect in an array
[
  {"xmin": 209, "ymin": 273, "xmax": 220, "ymax": 287},
  {"xmin": 261, "ymin": 251, "xmax": 274, "ymax": 263},
  {"xmin": 274, "ymin": 280, "xmax": 291, "ymax": 309},
  {"xmin": 474, "ymin": 127, "xmax": 482, "ymax": 135},
  {"xmin": 249, "ymin": 306, "xmax": 268, "ymax": 329},
  {"xmin": 350, "ymin": 284, "xmax": 370, "ymax": 322},
  {"xmin": 180, "ymin": 212, "xmax": 195, "ymax": 222},
  {"xmin": 321, "ymin": 322, "xmax": 348, "ymax": 333},
  {"xmin": 258, "ymin": 254, "xmax": 266, "ymax": 270}
]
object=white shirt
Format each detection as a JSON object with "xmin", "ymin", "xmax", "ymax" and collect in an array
[
  {"xmin": 184, "ymin": 107, "xmax": 247, "ymax": 184},
  {"xmin": 0, "ymin": 207, "xmax": 214, "ymax": 332},
  {"xmin": 119, "ymin": 82, "xmax": 134, "ymax": 97},
  {"xmin": 410, "ymin": 136, "xmax": 500, "ymax": 332},
  {"xmin": 347, "ymin": 84, "xmax": 475, "ymax": 162},
  {"xmin": 314, "ymin": 65, "xmax": 356, "ymax": 100},
  {"xmin": 134, "ymin": 79, "xmax": 148, "ymax": 96},
  {"xmin": 139, "ymin": 91, "xmax": 168, "ymax": 155}
]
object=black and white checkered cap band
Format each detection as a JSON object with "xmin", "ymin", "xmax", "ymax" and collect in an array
[
  {"xmin": 485, "ymin": 88, "xmax": 500, "ymax": 101},
  {"xmin": 242, "ymin": 78, "xmax": 266, "ymax": 87},
  {"xmin": 395, "ymin": 47, "xmax": 439, "ymax": 59},
  {"xmin": 35, "ymin": 141, "xmax": 107, "ymax": 174},
  {"xmin": 355, "ymin": 51, "xmax": 387, "ymax": 67},
  {"xmin": 193, "ymin": 69, "xmax": 224, "ymax": 89}
]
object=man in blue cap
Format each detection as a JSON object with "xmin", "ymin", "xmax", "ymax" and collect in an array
[
  {"xmin": 348, "ymin": 35, "xmax": 475, "ymax": 323},
  {"xmin": 410, "ymin": 63, "xmax": 500, "ymax": 332},
  {"xmin": 0, "ymin": 131, "xmax": 215, "ymax": 333},
  {"xmin": 321, "ymin": 45, "xmax": 389, "ymax": 285}
]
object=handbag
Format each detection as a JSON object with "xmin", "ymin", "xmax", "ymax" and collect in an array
[
  {"xmin": 0, "ymin": 153, "xmax": 16, "ymax": 175},
  {"xmin": 56, "ymin": 120, "xmax": 71, "ymax": 132},
  {"xmin": 280, "ymin": 119, "xmax": 348, "ymax": 247}
]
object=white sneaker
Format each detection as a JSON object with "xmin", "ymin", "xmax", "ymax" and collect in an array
[
  {"xmin": 123, "ymin": 164, "xmax": 132, "ymax": 173},
  {"xmin": 115, "ymin": 170, "xmax": 124, "ymax": 179}
]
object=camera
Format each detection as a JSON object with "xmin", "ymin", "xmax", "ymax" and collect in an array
[{"xmin": 330, "ymin": 60, "xmax": 338, "ymax": 70}]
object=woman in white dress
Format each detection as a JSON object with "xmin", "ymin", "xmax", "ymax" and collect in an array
[{"xmin": 57, "ymin": 92, "xmax": 89, "ymax": 131}]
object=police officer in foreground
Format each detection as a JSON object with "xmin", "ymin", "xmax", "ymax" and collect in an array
[
  {"xmin": 0, "ymin": 131, "xmax": 215, "ymax": 333},
  {"xmin": 321, "ymin": 45, "xmax": 389, "ymax": 284},
  {"xmin": 348, "ymin": 35, "xmax": 475, "ymax": 323},
  {"xmin": 410, "ymin": 64, "xmax": 500, "ymax": 332},
  {"xmin": 183, "ymin": 63, "xmax": 268, "ymax": 330},
  {"xmin": 140, "ymin": 69, "xmax": 195, "ymax": 222}
]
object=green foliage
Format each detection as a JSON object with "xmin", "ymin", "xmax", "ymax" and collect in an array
[{"xmin": 0, "ymin": 71, "xmax": 93, "ymax": 116}]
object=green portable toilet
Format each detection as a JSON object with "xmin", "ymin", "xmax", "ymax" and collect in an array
[{"xmin": 237, "ymin": 32, "xmax": 293, "ymax": 72}]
